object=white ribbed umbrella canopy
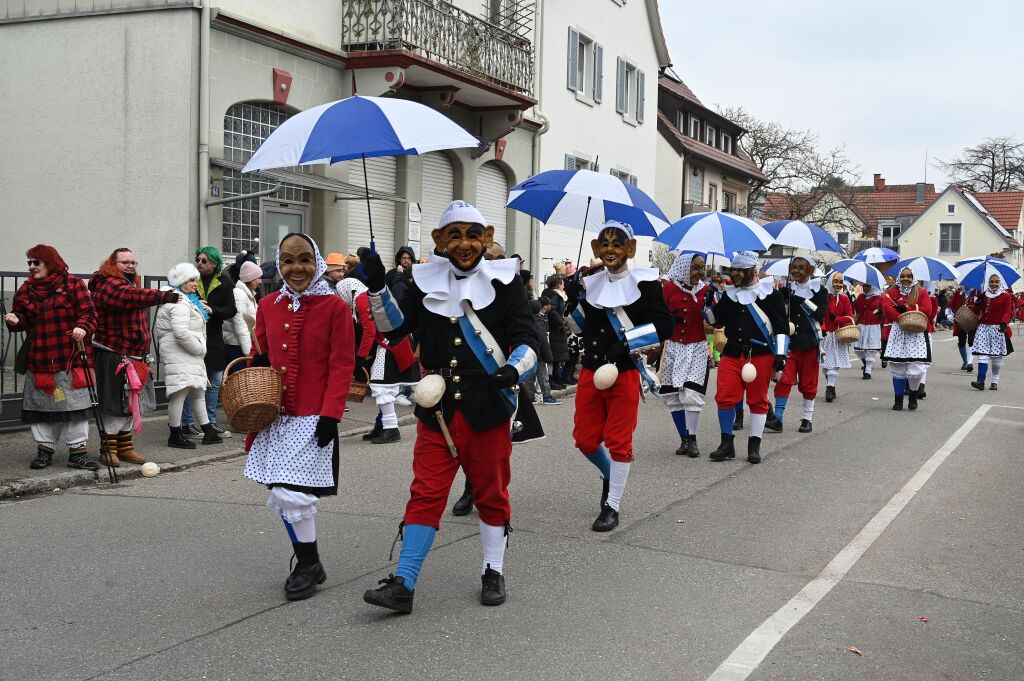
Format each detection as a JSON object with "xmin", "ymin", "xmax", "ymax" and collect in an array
[{"xmin": 656, "ymin": 212, "xmax": 774, "ymax": 256}]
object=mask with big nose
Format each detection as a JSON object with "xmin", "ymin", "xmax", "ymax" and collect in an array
[
  {"xmin": 433, "ymin": 221, "xmax": 494, "ymax": 271},
  {"xmin": 591, "ymin": 227, "xmax": 636, "ymax": 274}
]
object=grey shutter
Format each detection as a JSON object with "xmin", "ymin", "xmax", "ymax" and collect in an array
[
  {"xmin": 565, "ymin": 154, "xmax": 576, "ymax": 170},
  {"xmin": 636, "ymin": 69, "xmax": 646, "ymax": 123},
  {"xmin": 567, "ymin": 27, "xmax": 579, "ymax": 91},
  {"xmin": 615, "ymin": 57, "xmax": 627, "ymax": 113},
  {"xmin": 592, "ymin": 43, "xmax": 604, "ymax": 103},
  {"xmin": 629, "ymin": 175, "xmax": 638, "ymax": 187}
]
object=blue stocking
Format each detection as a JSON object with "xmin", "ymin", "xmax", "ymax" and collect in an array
[
  {"xmin": 718, "ymin": 408, "xmax": 734, "ymax": 435},
  {"xmin": 584, "ymin": 444, "xmax": 612, "ymax": 479},
  {"xmin": 977, "ymin": 362, "xmax": 988, "ymax": 382},
  {"xmin": 774, "ymin": 396, "xmax": 789, "ymax": 420},
  {"xmin": 394, "ymin": 524, "xmax": 437, "ymax": 591},
  {"xmin": 892, "ymin": 376, "xmax": 906, "ymax": 396},
  {"xmin": 957, "ymin": 344, "xmax": 969, "ymax": 364},
  {"xmin": 670, "ymin": 410, "xmax": 688, "ymax": 438}
]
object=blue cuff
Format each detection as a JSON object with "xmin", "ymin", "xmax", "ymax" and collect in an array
[
  {"xmin": 775, "ymin": 334, "xmax": 789, "ymax": 356},
  {"xmin": 625, "ymin": 323, "xmax": 660, "ymax": 352},
  {"xmin": 568, "ymin": 307, "xmax": 586, "ymax": 335},
  {"xmin": 369, "ymin": 287, "xmax": 404, "ymax": 332},
  {"xmin": 507, "ymin": 344, "xmax": 537, "ymax": 382}
]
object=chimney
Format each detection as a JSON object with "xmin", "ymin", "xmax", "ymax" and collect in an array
[
  {"xmin": 873, "ymin": 174, "xmax": 885, "ymax": 192},
  {"xmin": 915, "ymin": 182, "xmax": 926, "ymax": 204}
]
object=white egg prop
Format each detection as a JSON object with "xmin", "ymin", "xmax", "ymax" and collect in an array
[
  {"xmin": 140, "ymin": 462, "xmax": 160, "ymax": 477},
  {"xmin": 414, "ymin": 374, "xmax": 447, "ymax": 409},
  {"xmin": 593, "ymin": 363, "xmax": 620, "ymax": 390},
  {"xmin": 741, "ymin": 362, "xmax": 757, "ymax": 383},
  {"xmin": 788, "ymin": 322, "xmax": 796, "ymax": 335}
]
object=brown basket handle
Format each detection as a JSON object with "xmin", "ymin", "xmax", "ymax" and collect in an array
[{"xmin": 225, "ymin": 356, "xmax": 253, "ymax": 375}]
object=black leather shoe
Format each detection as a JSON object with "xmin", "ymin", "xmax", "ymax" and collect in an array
[
  {"xmin": 451, "ymin": 484, "xmax": 474, "ymax": 516},
  {"xmin": 371, "ymin": 428, "xmax": 401, "ymax": 444},
  {"xmin": 685, "ymin": 434, "xmax": 700, "ymax": 458},
  {"xmin": 201, "ymin": 423, "xmax": 223, "ymax": 445},
  {"xmin": 362, "ymin": 427, "xmax": 382, "ymax": 441},
  {"xmin": 765, "ymin": 414, "xmax": 783, "ymax": 432},
  {"xmin": 990, "ymin": 383, "xmax": 998, "ymax": 390},
  {"xmin": 600, "ymin": 476, "xmax": 610, "ymax": 510},
  {"xmin": 674, "ymin": 438, "xmax": 688, "ymax": 456},
  {"xmin": 907, "ymin": 392, "xmax": 918, "ymax": 411},
  {"xmin": 747, "ymin": 436, "xmax": 762, "ymax": 464},
  {"xmin": 893, "ymin": 396, "xmax": 904, "ymax": 411},
  {"xmin": 862, "ymin": 372, "xmax": 872, "ymax": 380},
  {"xmin": 363, "ymin": 575, "xmax": 414, "ymax": 613},
  {"xmin": 168, "ymin": 426, "xmax": 197, "ymax": 450},
  {"xmin": 733, "ymin": 411, "xmax": 744, "ymax": 430},
  {"xmin": 965, "ymin": 364, "xmax": 973, "ymax": 372},
  {"xmin": 709, "ymin": 433, "xmax": 736, "ymax": 461},
  {"xmin": 970, "ymin": 380, "xmax": 985, "ymax": 391},
  {"xmin": 592, "ymin": 504, "xmax": 619, "ymax": 532},
  {"xmin": 182, "ymin": 423, "xmax": 202, "ymax": 437},
  {"xmin": 881, "ymin": 360, "xmax": 888, "ymax": 368},
  {"xmin": 825, "ymin": 386, "xmax": 836, "ymax": 403},
  {"xmin": 798, "ymin": 419, "xmax": 813, "ymax": 433},
  {"xmin": 480, "ymin": 566, "xmax": 506, "ymax": 606},
  {"xmin": 285, "ymin": 542, "xmax": 326, "ymax": 601},
  {"xmin": 960, "ymin": 362, "xmax": 970, "ymax": 371},
  {"xmin": 916, "ymin": 384, "xmax": 926, "ymax": 399},
  {"xmin": 30, "ymin": 446, "xmax": 53, "ymax": 469}
]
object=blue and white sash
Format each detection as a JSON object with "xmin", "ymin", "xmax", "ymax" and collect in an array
[{"xmin": 604, "ymin": 307, "xmax": 661, "ymax": 395}]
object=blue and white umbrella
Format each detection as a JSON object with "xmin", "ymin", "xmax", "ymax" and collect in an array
[
  {"xmin": 954, "ymin": 255, "xmax": 1012, "ymax": 268},
  {"xmin": 762, "ymin": 220, "xmax": 844, "ymax": 253},
  {"xmin": 764, "ymin": 258, "xmax": 825, "ymax": 278},
  {"xmin": 507, "ymin": 169, "xmax": 670, "ymax": 238},
  {"xmin": 655, "ymin": 211, "xmax": 774, "ymax": 256},
  {"xmin": 853, "ymin": 247, "xmax": 900, "ymax": 264},
  {"xmin": 955, "ymin": 258, "xmax": 1021, "ymax": 291},
  {"xmin": 828, "ymin": 258, "xmax": 887, "ymax": 289},
  {"xmin": 885, "ymin": 256, "xmax": 959, "ymax": 282}
]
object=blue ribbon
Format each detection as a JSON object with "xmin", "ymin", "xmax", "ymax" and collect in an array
[
  {"xmin": 457, "ymin": 315, "xmax": 517, "ymax": 410},
  {"xmin": 603, "ymin": 309, "xmax": 660, "ymax": 395}
]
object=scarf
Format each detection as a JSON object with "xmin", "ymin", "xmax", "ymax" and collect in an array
[
  {"xmin": 26, "ymin": 270, "xmax": 66, "ymax": 299},
  {"xmin": 668, "ymin": 252, "xmax": 699, "ymax": 287},
  {"xmin": 176, "ymin": 288, "xmax": 210, "ymax": 323},
  {"xmin": 335, "ymin": 277, "xmax": 369, "ymax": 320},
  {"xmin": 274, "ymin": 236, "xmax": 333, "ymax": 311}
]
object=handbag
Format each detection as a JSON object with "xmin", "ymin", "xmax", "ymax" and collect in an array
[{"xmin": 13, "ymin": 332, "xmax": 32, "ymax": 375}]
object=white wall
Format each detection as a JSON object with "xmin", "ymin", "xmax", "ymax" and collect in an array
[
  {"xmin": 0, "ymin": 10, "xmax": 198, "ymax": 278},
  {"xmin": 214, "ymin": 0, "xmax": 345, "ymax": 51},
  {"xmin": 655, "ymin": 133, "xmax": 683, "ymax": 222}
]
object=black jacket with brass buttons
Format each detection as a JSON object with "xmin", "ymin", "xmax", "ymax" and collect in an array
[
  {"xmin": 381, "ymin": 276, "xmax": 537, "ymax": 433},
  {"xmin": 569, "ymin": 280, "xmax": 674, "ymax": 372}
]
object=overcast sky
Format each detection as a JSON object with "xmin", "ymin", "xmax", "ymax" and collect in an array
[{"xmin": 659, "ymin": 0, "xmax": 1024, "ymax": 189}]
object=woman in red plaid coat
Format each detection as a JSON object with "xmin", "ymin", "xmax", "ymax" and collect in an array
[{"xmin": 4, "ymin": 245, "xmax": 98, "ymax": 470}]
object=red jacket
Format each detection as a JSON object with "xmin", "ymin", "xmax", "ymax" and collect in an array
[
  {"xmin": 254, "ymin": 292, "xmax": 355, "ymax": 421},
  {"xmin": 884, "ymin": 287, "xmax": 934, "ymax": 332},
  {"xmin": 822, "ymin": 293, "xmax": 854, "ymax": 332},
  {"xmin": 948, "ymin": 289, "xmax": 971, "ymax": 335},
  {"xmin": 969, "ymin": 291, "xmax": 1013, "ymax": 326},
  {"xmin": 662, "ymin": 280, "xmax": 708, "ymax": 344},
  {"xmin": 853, "ymin": 293, "xmax": 885, "ymax": 325},
  {"xmin": 8, "ymin": 274, "xmax": 96, "ymax": 375},
  {"xmin": 89, "ymin": 273, "xmax": 177, "ymax": 358},
  {"xmin": 354, "ymin": 292, "xmax": 376, "ymax": 359}
]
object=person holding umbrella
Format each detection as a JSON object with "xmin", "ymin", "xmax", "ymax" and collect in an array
[
  {"xmin": 882, "ymin": 268, "xmax": 934, "ymax": 411},
  {"xmin": 969, "ymin": 274, "xmax": 1014, "ymax": 390},
  {"xmin": 820, "ymin": 272, "xmax": 855, "ymax": 402},
  {"xmin": 4, "ymin": 245, "xmax": 99, "ymax": 470},
  {"xmin": 853, "ymin": 282, "xmax": 886, "ymax": 379}
]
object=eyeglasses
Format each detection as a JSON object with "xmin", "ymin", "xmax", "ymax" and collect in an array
[
  {"xmin": 195, "ymin": 257, "xmax": 210, "ymax": 264},
  {"xmin": 26, "ymin": 260, "xmax": 41, "ymax": 267},
  {"xmin": 117, "ymin": 260, "xmax": 138, "ymax": 266}
]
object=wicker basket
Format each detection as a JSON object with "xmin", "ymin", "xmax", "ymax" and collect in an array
[
  {"xmin": 348, "ymin": 368, "xmax": 371, "ymax": 403},
  {"xmin": 713, "ymin": 327, "xmax": 727, "ymax": 353},
  {"xmin": 897, "ymin": 310, "xmax": 929, "ymax": 334},
  {"xmin": 835, "ymin": 324, "xmax": 861, "ymax": 344},
  {"xmin": 954, "ymin": 305, "xmax": 979, "ymax": 333},
  {"xmin": 221, "ymin": 357, "xmax": 283, "ymax": 433}
]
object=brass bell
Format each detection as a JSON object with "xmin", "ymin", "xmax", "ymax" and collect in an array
[
  {"xmin": 454, "ymin": 338, "xmax": 463, "ymax": 346},
  {"xmin": 287, "ymin": 304, "xmax": 293, "ymax": 311},
  {"xmin": 450, "ymin": 316, "xmax": 458, "ymax": 324},
  {"xmin": 284, "ymin": 323, "xmax": 290, "ymax": 330},
  {"xmin": 453, "ymin": 391, "xmax": 463, "ymax": 400},
  {"xmin": 486, "ymin": 348, "xmax": 494, "ymax": 355},
  {"xmin": 282, "ymin": 343, "xmax": 288, "ymax": 350},
  {"xmin": 452, "ymin": 375, "xmax": 461, "ymax": 383},
  {"xmin": 449, "ymin": 359, "xmax": 458, "ymax": 368},
  {"xmin": 474, "ymin": 329, "xmax": 482, "ymax": 336}
]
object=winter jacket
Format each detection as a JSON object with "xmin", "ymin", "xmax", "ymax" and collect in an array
[
  {"xmin": 531, "ymin": 303, "xmax": 554, "ymax": 364},
  {"xmin": 155, "ymin": 296, "xmax": 209, "ymax": 396},
  {"xmin": 197, "ymin": 270, "xmax": 237, "ymax": 373},
  {"xmin": 541, "ymin": 287, "xmax": 570, "ymax": 362},
  {"xmin": 384, "ymin": 246, "xmax": 416, "ymax": 305},
  {"xmin": 223, "ymin": 280, "xmax": 257, "ymax": 355},
  {"xmin": 8, "ymin": 273, "xmax": 96, "ymax": 375},
  {"xmin": 88, "ymin": 273, "xmax": 177, "ymax": 358}
]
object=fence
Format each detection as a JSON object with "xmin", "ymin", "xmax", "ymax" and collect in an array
[{"xmin": 1, "ymin": 272, "xmax": 169, "ymax": 429}]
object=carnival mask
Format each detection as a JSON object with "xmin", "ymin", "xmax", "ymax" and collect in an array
[
  {"xmin": 433, "ymin": 221, "xmax": 493, "ymax": 271},
  {"xmin": 989, "ymin": 274, "xmax": 1002, "ymax": 292},
  {"xmin": 690, "ymin": 255, "xmax": 706, "ymax": 286},
  {"xmin": 831, "ymin": 273, "xmax": 845, "ymax": 293},
  {"xmin": 591, "ymin": 227, "xmax": 636, "ymax": 274},
  {"xmin": 789, "ymin": 257, "xmax": 811, "ymax": 283},
  {"xmin": 730, "ymin": 267, "xmax": 755, "ymax": 288},
  {"xmin": 899, "ymin": 268, "xmax": 915, "ymax": 287},
  {"xmin": 279, "ymin": 235, "xmax": 317, "ymax": 293}
]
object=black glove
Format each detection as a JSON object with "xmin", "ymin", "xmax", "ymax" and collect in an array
[
  {"xmin": 704, "ymin": 287, "xmax": 717, "ymax": 306},
  {"xmin": 999, "ymin": 322, "xmax": 1008, "ymax": 333},
  {"xmin": 564, "ymin": 278, "xmax": 583, "ymax": 302},
  {"xmin": 492, "ymin": 364, "xmax": 520, "ymax": 389},
  {"xmin": 360, "ymin": 251, "xmax": 388, "ymax": 292},
  {"xmin": 606, "ymin": 341, "xmax": 629, "ymax": 364},
  {"xmin": 315, "ymin": 416, "xmax": 339, "ymax": 448},
  {"xmin": 894, "ymin": 304, "xmax": 908, "ymax": 313},
  {"xmin": 780, "ymin": 287, "xmax": 792, "ymax": 300},
  {"xmin": 250, "ymin": 354, "xmax": 271, "ymax": 368},
  {"xmin": 773, "ymin": 355, "xmax": 786, "ymax": 372}
]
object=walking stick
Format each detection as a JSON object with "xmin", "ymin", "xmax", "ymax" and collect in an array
[{"xmin": 77, "ymin": 340, "xmax": 118, "ymax": 483}]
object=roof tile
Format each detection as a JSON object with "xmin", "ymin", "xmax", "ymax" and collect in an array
[{"xmin": 657, "ymin": 112, "xmax": 767, "ymax": 182}]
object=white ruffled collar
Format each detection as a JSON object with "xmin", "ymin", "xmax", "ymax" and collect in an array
[
  {"xmin": 670, "ymin": 279, "xmax": 708, "ymax": 299},
  {"xmin": 583, "ymin": 267, "xmax": 660, "ymax": 309},
  {"xmin": 985, "ymin": 287, "xmax": 1007, "ymax": 299},
  {"xmin": 788, "ymin": 277, "xmax": 822, "ymax": 298},
  {"xmin": 413, "ymin": 256, "xmax": 518, "ymax": 317},
  {"xmin": 726, "ymin": 276, "xmax": 776, "ymax": 305}
]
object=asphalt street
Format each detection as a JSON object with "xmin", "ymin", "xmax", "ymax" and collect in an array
[{"xmin": 2, "ymin": 335, "xmax": 1022, "ymax": 681}]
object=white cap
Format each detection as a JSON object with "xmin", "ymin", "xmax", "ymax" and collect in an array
[
  {"xmin": 602, "ymin": 219, "xmax": 635, "ymax": 240},
  {"xmin": 167, "ymin": 263, "xmax": 200, "ymax": 288},
  {"xmin": 439, "ymin": 200, "xmax": 486, "ymax": 229}
]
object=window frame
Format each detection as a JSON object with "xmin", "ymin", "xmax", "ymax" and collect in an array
[
  {"xmin": 947, "ymin": 203, "xmax": 956, "ymax": 215},
  {"xmin": 721, "ymin": 132, "xmax": 733, "ymax": 154},
  {"xmin": 688, "ymin": 115, "xmax": 701, "ymax": 139},
  {"xmin": 938, "ymin": 222, "xmax": 962, "ymax": 255},
  {"xmin": 568, "ymin": 27, "xmax": 602, "ymax": 105},
  {"xmin": 705, "ymin": 125, "xmax": 717, "ymax": 147}
]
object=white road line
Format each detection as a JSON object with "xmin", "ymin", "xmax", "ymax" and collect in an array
[{"xmin": 705, "ymin": 404, "xmax": 993, "ymax": 681}]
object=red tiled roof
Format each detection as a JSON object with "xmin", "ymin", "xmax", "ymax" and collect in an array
[
  {"xmin": 659, "ymin": 74, "xmax": 703, "ymax": 107},
  {"xmin": 762, "ymin": 186, "xmax": 938, "ymax": 234},
  {"xmin": 657, "ymin": 112, "xmax": 767, "ymax": 182},
  {"xmin": 974, "ymin": 191, "xmax": 1024, "ymax": 230}
]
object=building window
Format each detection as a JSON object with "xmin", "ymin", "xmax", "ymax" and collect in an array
[
  {"xmin": 706, "ymin": 125, "xmax": 716, "ymax": 147},
  {"xmin": 615, "ymin": 57, "xmax": 645, "ymax": 123},
  {"xmin": 567, "ymin": 28, "xmax": 603, "ymax": 103},
  {"xmin": 564, "ymin": 153, "xmax": 593, "ymax": 171},
  {"xmin": 723, "ymin": 191, "xmax": 736, "ymax": 213},
  {"xmin": 708, "ymin": 183, "xmax": 718, "ymax": 211},
  {"xmin": 939, "ymin": 223, "xmax": 962, "ymax": 254},
  {"xmin": 610, "ymin": 168, "xmax": 638, "ymax": 186},
  {"xmin": 688, "ymin": 116, "xmax": 701, "ymax": 139},
  {"xmin": 880, "ymin": 222, "xmax": 901, "ymax": 249},
  {"xmin": 947, "ymin": 203, "xmax": 956, "ymax": 215},
  {"xmin": 721, "ymin": 133, "xmax": 733, "ymax": 154},
  {"xmin": 222, "ymin": 102, "xmax": 310, "ymax": 256},
  {"xmin": 837, "ymin": 231, "xmax": 850, "ymax": 246}
]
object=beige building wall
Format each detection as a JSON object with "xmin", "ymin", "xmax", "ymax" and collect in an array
[
  {"xmin": 0, "ymin": 9, "xmax": 198, "ymax": 278},
  {"xmin": 685, "ymin": 162, "xmax": 751, "ymax": 215},
  {"xmin": 655, "ymin": 134, "xmax": 683, "ymax": 222},
  {"xmin": 214, "ymin": 0, "xmax": 344, "ymax": 51},
  {"xmin": 899, "ymin": 190, "xmax": 1010, "ymax": 268}
]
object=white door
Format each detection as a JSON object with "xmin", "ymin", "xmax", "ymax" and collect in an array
[
  {"xmin": 260, "ymin": 202, "xmax": 306, "ymax": 265},
  {"xmin": 419, "ymin": 152, "xmax": 455, "ymax": 255},
  {"xmin": 476, "ymin": 162, "xmax": 510, "ymax": 248},
  {"xmin": 345, "ymin": 156, "xmax": 397, "ymax": 260}
]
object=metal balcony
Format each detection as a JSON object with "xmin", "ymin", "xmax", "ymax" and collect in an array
[{"xmin": 341, "ymin": 0, "xmax": 534, "ymax": 95}]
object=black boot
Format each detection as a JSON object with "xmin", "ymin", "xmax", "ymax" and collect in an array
[
  {"xmin": 892, "ymin": 395, "xmax": 904, "ymax": 411},
  {"xmin": 765, "ymin": 412, "xmax": 783, "ymax": 432},
  {"xmin": 481, "ymin": 565, "xmax": 506, "ymax": 606},
  {"xmin": 970, "ymin": 380, "xmax": 985, "ymax": 391},
  {"xmin": 371, "ymin": 428, "xmax": 401, "ymax": 444},
  {"xmin": 363, "ymin": 574, "xmax": 414, "ymax": 613},
  {"xmin": 451, "ymin": 482, "xmax": 474, "ymax": 516},
  {"xmin": 747, "ymin": 436, "xmax": 762, "ymax": 464},
  {"xmin": 798, "ymin": 419, "xmax": 813, "ymax": 433},
  {"xmin": 67, "ymin": 445, "xmax": 99, "ymax": 471},
  {"xmin": 168, "ymin": 426, "xmax": 197, "ymax": 449},
  {"xmin": 733, "ymin": 410, "xmax": 744, "ymax": 430},
  {"xmin": 674, "ymin": 437, "xmax": 688, "ymax": 456},
  {"xmin": 600, "ymin": 476, "xmax": 610, "ymax": 510},
  {"xmin": 916, "ymin": 384, "xmax": 926, "ymax": 399},
  {"xmin": 30, "ymin": 444, "xmax": 54, "ymax": 469},
  {"xmin": 685, "ymin": 434, "xmax": 700, "ymax": 458},
  {"xmin": 362, "ymin": 426, "xmax": 383, "ymax": 441},
  {"xmin": 285, "ymin": 541, "xmax": 327, "ymax": 601},
  {"xmin": 201, "ymin": 423, "xmax": 223, "ymax": 445},
  {"xmin": 709, "ymin": 433, "xmax": 736, "ymax": 461},
  {"xmin": 825, "ymin": 386, "xmax": 836, "ymax": 403},
  {"xmin": 592, "ymin": 504, "xmax": 619, "ymax": 532},
  {"xmin": 907, "ymin": 391, "xmax": 918, "ymax": 411}
]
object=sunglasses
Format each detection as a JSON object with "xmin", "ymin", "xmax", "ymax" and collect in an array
[
  {"xmin": 195, "ymin": 257, "xmax": 210, "ymax": 264},
  {"xmin": 27, "ymin": 259, "xmax": 42, "ymax": 267},
  {"xmin": 117, "ymin": 260, "xmax": 138, "ymax": 266}
]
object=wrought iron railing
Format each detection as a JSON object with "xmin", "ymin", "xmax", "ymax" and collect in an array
[{"xmin": 341, "ymin": 0, "xmax": 534, "ymax": 95}]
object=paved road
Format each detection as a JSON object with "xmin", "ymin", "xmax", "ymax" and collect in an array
[{"xmin": 2, "ymin": 337, "xmax": 1022, "ymax": 681}]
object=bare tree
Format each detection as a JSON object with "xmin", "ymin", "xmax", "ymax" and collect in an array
[
  {"xmin": 649, "ymin": 242, "xmax": 675, "ymax": 276},
  {"xmin": 934, "ymin": 137, "xmax": 1024, "ymax": 192}
]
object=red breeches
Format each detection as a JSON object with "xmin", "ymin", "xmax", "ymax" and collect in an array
[
  {"xmin": 403, "ymin": 411, "xmax": 511, "ymax": 529},
  {"xmin": 774, "ymin": 347, "xmax": 819, "ymax": 400},
  {"xmin": 715, "ymin": 353, "xmax": 774, "ymax": 415},
  {"xmin": 573, "ymin": 367, "xmax": 640, "ymax": 463}
]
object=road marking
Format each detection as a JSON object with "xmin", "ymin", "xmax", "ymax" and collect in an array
[{"xmin": 705, "ymin": 404, "xmax": 992, "ymax": 681}]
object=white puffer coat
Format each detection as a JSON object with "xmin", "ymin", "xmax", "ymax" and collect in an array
[
  {"xmin": 155, "ymin": 295, "xmax": 209, "ymax": 396},
  {"xmin": 223, "ymin": 280, "xmax": 256, "ymax": 355}
]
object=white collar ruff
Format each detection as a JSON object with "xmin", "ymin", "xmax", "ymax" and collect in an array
[
  {"xmin": 413, "ymin": 257, "xmax": 518, "ymax": 317},
  {"xmin": 788, "ymin": 277, "xmax": 822, "ymax": 298},
  {"xmin": 726, "ymin": 276, "xmax": 776, "ymax": 305},
  {"xmin": 670, "ymin": 279, "xmax": 708, "ymax": 299},
  {"xmin": 583, "ymin": 267, "xmax": 659, "ymax": 309}
]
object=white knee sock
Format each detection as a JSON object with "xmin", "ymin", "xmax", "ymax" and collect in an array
[
  {"xmin": 684, "ymin": 410, "xmax": 700, "ymax": 434},
  {"xmin": 803, "ymin": 398, "xmax": 815, "ymax": 420},
  {"xmin": 606, "ymin": 460, "xmax": 630, "ymax": 511},
  {"xmin": 826, "ymin": 369, "xmax": 837, "ymax": 387},
  {"xmin": 291, "ymin": 515, "xmax": 317, "ymax": 543},
  {"xmin": 380, "ymin": 400, "xmax": 398, "ymax": 429},
  {"xmin": 480, "ymin": 521, "xmax": 506, "ymax": 574},
  {"xmin": 864, "ymin": 353, "xmax": 875, "ymax": 374},
  {"xmin": 992, "ymin": 357, "xmax": 1004, "ymax": 383},
  {"xmin": 749, "ymin": 412, "xmax": 767, "ymax": 438},
  {"xmin": 103, "ymin": 414, "xmax": 132, "ymax": 434}
]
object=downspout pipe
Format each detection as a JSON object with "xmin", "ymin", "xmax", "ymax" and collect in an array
[
  {"xmin": 529, "ymin": 0, "xmax": 550, "ymax": 286},
  {"xmin": 198, "ymin": 0, "xmax": 211, "ymax": 247}
]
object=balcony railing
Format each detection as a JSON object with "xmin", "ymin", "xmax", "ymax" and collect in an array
[{"xmin": 341, "ymin": 0, "xmax": 534, "ymax": 95}]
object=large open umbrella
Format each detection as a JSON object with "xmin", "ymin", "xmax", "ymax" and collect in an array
[
  {"xmin": 853, "ymin": 247, "xmax": 899, "ymax": 264},
  {"xmin": 764, "ymin": 258, "xmax": 825, "ymax": 278},
  {"xmin": 956, "ymin": 257, "xmax": 1021, "ymax": 291},
  {"xmin": 885, "ymin": 256, "xmax": 959, "ymax": 282},
  {"xmin": 656, "ymin": 211, "xmax": 774, "ymax": 256},
  {"xmin": 828, "ymin": 259, "xmax": 887, "ymax": 289},
  {"xmin": 762, "ymin": 220, "xmax": 844, "ymax": 253},
  {"xmin": 242, "ymin": 95, "xmax": 480, "ymax": 245}
]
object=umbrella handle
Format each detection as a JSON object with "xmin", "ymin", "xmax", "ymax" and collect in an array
[
  {"xmin": 361, "ymin": 153, "xmax": 375, "ymax": 245},
  {"xmin": 574, "ymin": 195, "xmax": 594, "ymax": 270}
]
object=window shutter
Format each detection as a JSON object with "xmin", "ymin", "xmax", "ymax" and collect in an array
[
  {"xmin": 592, "ymin": 43, "xmax": 604, "ymax": 103},
  {"xmin": 636, "ymin": 69, "xmax": 646, "ymax": 123},
  {"xmin": 567, "ymin": 27, "xmax": 579, "ymax": 91},
  {"xmin": 565, "ymin": 154, "xmax": 576, "ymax": 170},
  {"xmin": 629, "ymin": 175, "xmax": 638, "ymax": 187},
  {"xmin": 615, "ymin": 57, "xmax": 627, "ymax": 114}
]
